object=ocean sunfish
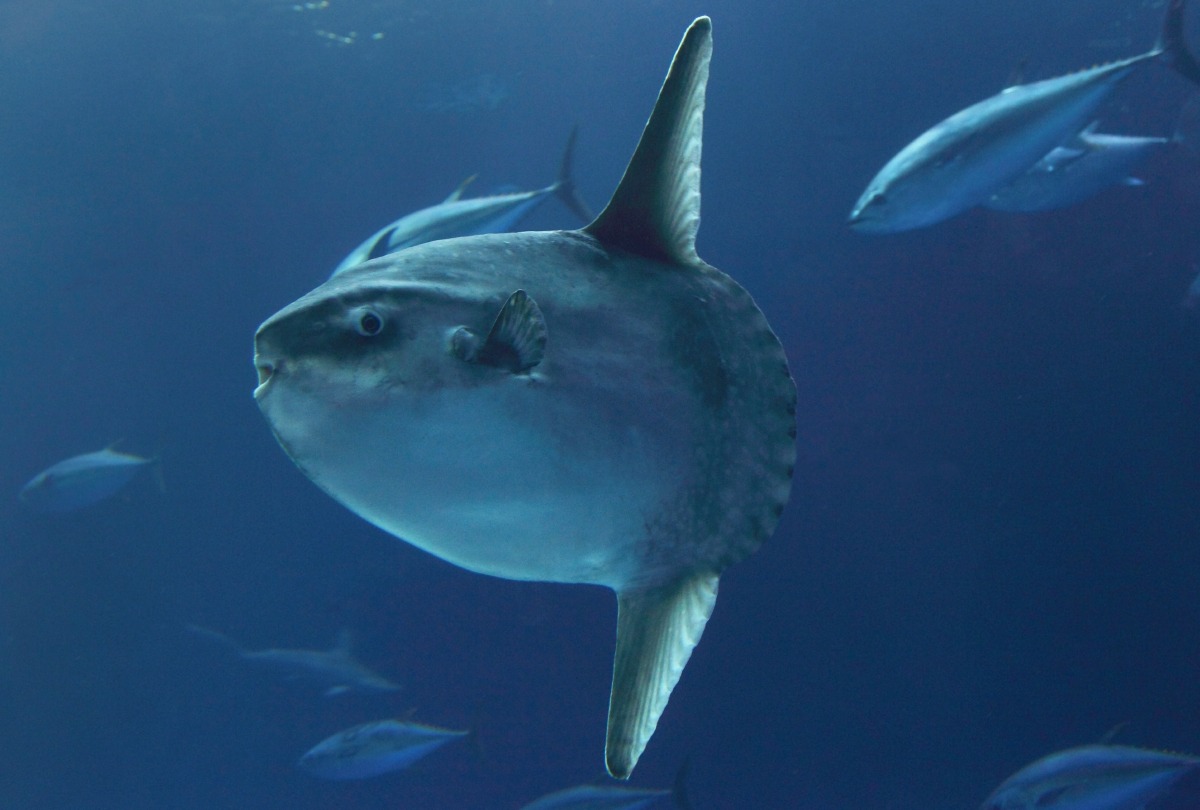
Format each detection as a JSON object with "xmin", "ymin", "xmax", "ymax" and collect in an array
[{"xmin": 253, "ymin": 17, "xmax": 796, "ymax": 778}]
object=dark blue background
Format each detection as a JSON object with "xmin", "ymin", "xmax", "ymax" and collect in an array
[{"xmin": 2, "ymin": 1, "xmax": 1199, "ymax": 807}]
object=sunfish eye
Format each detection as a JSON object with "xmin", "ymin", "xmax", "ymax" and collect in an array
[{"xmin": 352, "ymin": 307, "xmax": 384, "ymax": 337}]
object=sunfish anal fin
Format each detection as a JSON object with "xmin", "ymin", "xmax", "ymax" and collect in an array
[
  {"xmin": 453, "ymin": 289, "xmax": 547, "ymax": 373},
  {"xmin": 584, "ymin": 17, "xmax": 712, "ymax": 266},
  {"xmin": 605, "ymin": 571, "xmax": 719, "ymax": 779}
]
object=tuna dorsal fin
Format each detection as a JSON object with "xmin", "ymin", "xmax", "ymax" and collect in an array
[
  {"xmin": 585, "ymin": 17, "xmax": 712, "ymax": 265},
  {"xmin": 605, "ymin": 571, "xmax": 718, "ymax": 779},
  {"xmin": 445, "ymin": 174, "xmax": 477, "ymax": 203}
]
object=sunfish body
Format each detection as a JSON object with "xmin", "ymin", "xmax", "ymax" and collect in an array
[
  {"xmin": 187, "ymin": 625, "xmax": 400, "ymax": 696},
  {"xmin": 297, "ymin": 718, "xmax": 467, "ymax": 780},
  {"xmin": 980, "ymin": 744, "xmax": 1200, "ymax": 810},
  {"xmin": 19, "ymin": 446, "xmax": 154, "ymax": 512},
  {"xmin": 849, "ymin": 0, "xmax": 1200, "ymax": 232},
  {"xmin": 254, "ymin": 17, "xmax": 796, "ymax": 779},
  {"xmin": 984, "ymin": 123, "xmax": 1169, "ymax": 212},
  {"xmin": 330, "ymin": 128, "xmax": 593, "ymax": 277}
]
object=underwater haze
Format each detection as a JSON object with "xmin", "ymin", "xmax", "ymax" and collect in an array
[{"xmin": 2, "ymin": 1, "xmax": 1200, "ymax": 808}]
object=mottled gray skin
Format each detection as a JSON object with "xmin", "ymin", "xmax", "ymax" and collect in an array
[{"xmin": 256, "ymin": 230, "xmax": 794, "ymax": 591}]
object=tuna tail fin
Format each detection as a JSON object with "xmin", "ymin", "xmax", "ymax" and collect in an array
[
  {"xmin": 1160, "ymin": 0, "xmax": 1200, "ymax": 85},
  {"xmin": 555, "ymin": 125, "xmax": 595, "ymax": 224}
]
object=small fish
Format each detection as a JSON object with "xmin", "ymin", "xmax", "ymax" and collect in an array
[
  {"xmin": 187, "ymin": 625, "xmax": 400, "ymax": 696},
  {"xmin": 980, "ymin": 744, "xmax": 1200, "ymax": 810},
  {"xmin": 520, "ymin": 760, "xmax": 692, "ymax": 809},
  {"xmin": 19, "ymin": 445, "xmax": 156, "ymax": 512},
  {"xmin": 330, "ymin": 127, "xmax": 593, "ymax": 277},
  {"xmin": 297, "ymin": 719, "xmax": 467, "ymax": 780},
  {"xmin": 984, "ymin": 123, "xmax": 1169, "ymax": 212},
  {"xmin": 253, "ymin": 17, "xmax": 796, "ymax": 778},
  {"xmin": 848, "ymin": 0, "xmax": 1200, "ymax": 233},
  {"xmin": 518, "ymin": 785, "xmax": 671, "ymax": 810}
]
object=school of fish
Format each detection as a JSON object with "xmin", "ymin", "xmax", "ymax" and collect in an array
[{"xmin": 16, "ymin": 4, "xmax": 1200, "ymax": 808}]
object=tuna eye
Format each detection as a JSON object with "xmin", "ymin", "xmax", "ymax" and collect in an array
[{"xmin": 354, "ymin": 309, "xmax": 384, "ymax": 337}]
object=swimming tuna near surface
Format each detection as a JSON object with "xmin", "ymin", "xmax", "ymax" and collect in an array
[
  {"xmin": 984, "ymin": 123, "xmax": 1170, "ymax": 212},
  {"xmin": 254, "ymin": 16, "xmax": 796, "ymax": 779},
  {"xmin": 19, "ymin": 444, "xmax": 157, "ymax": 512},
  {"xmin": 186, "ymin": 624, "xmax": 401, "ymax": 697},
  {"xmin": 979, "ymin": 744, "xmax": 1200, "ymax": 810},
  {"xmin": 329, "ymin": 127, "xmax": 593, "ymax": 277},
  {"xmin": 297, "ymin": 718, "xmax": 467, "ymax": 780},
  {"xmin": 848, "ymin": 0, "xmax": 1200, "ymax": 233}
]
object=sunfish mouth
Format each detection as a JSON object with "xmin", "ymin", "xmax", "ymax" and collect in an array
[{"xmin": 254, "ymin": 357, "xmax": 276, "ymax": 393}]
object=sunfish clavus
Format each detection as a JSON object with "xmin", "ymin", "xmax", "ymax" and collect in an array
[{"xmin": 253, "ymin": 17, "xmax": 796, "ymax": 779}]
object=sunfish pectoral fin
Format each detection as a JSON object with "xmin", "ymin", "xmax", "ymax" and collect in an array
[
  {"xmin": 453, "ymin": 290, "xmax": 547, "ymax": 373},
  {"xmin": 605, "ymin": 571, "xmax": 719, "ymax": 779},
  {"xmin": 585, "ymin": 17, "xmax": 712, "ymax": 266}
]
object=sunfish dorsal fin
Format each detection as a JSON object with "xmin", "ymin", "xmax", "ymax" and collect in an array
[
  {"xmin": 585, "ymin": 17, "xmax": 712, "ymax": 266},
  {"xmin": 445, "ymin": 174, "xmax": 477, "ymax": 203},
  {"xmin": 605, "ymin": 571, "xmax": 718, "ymax": 779}
]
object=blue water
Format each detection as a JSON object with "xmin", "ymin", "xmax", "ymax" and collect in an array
[{"xmin": 2, "ymin": 1, "xmax": 1199, "ymax": 808}]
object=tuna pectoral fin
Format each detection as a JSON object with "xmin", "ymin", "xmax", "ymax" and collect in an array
[{"xmin": 605, "ymin": 572, "xmax": 719, "ymax": 780}]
